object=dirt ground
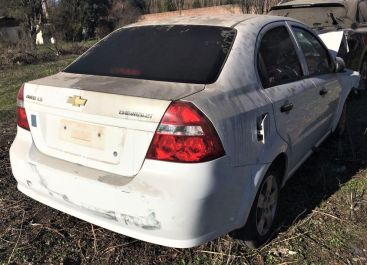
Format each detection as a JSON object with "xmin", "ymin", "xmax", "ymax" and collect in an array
[{"xmin": 0, "ymin": 62, "xmax": 366, "ymax": 264}]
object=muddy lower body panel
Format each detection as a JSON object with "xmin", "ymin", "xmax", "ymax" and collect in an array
[{"xmin": 10, "ymin": 127, "xmax": 260, "ymax": 248}]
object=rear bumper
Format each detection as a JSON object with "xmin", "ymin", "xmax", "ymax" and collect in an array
[
  {"xmin": 10, "ymin": 127, "xmax": 259, "ymax": 248},
  {"xmin": 17, "ymin": 183, "xmax": 221, "ymax": 248}
]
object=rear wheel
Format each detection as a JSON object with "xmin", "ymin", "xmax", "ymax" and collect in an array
[
  {"xmin": 233, "ymin": 168, "xmax": 280, "ymax": 249},
  {"xmin": 334, "ymin": 102, "xmax": 347, "ymax": 137}
]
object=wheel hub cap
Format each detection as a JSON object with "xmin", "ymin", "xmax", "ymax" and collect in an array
[{"xmin": 255, "ymin": 175, "xmax": 278, "ymax": 236}]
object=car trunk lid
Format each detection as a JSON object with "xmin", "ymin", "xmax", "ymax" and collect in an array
[
  {"xmin": 29, "ymin": 72, "xmax": 205, "ymax": 101},
  {"xmin": 24, "ymin": 73, "xmax": 204, "ymax": 177}
]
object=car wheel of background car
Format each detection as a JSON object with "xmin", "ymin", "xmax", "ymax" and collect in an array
[
  {"xmin": 360, "ymin": 56, "xmax": 367, "ymax": 91},
  {"xmin": 232, "ymin": 166, "xmax": 281, "ymax": 249},
  {"xmin": 333, "ymin": 101, "xmax": 347, "ymax": 137}
]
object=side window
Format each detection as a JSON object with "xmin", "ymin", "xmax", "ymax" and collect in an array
[
  {"xmin": 292, "ymin": 27, "xmax": 332, "ymax": 76},
  {"xmin": 258, "ymin": 26, "xmax": 302, "ymax": 89},
  {"xmin": 358, "ymin": 1, "xmax": 367, "ymax": 23}
]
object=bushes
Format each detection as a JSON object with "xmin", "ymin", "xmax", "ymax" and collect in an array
[
  {"xmin": 0, "ymin": 40, "xmax": 96, "ymax": 68},
  {"xmin": 48, "ymin": 0, "xmax": 111, "ymax": 42}
]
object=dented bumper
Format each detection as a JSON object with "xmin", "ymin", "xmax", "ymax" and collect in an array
[{"xmin": 10, "ymin": 127, "xmax": 258, "ymax": 248}]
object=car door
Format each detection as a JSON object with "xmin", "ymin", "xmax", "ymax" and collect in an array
[
  {"xmin": 290, "ymin": 24, "xmax": 341, "ymax": 137},
  {"xmin": 256, "ymin": 23, "xmax": 326, "ymax": 171}
]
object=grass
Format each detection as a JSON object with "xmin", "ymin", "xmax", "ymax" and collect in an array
[
  {"xmin": 0, "ymin": 56, "xmax": 77, "ymax": 123},
  {"xmin": 0, "ymin": 57, "xmax": 366, "ymax": 264},
  {"xmin": 0, "ymin": 41, "xmax": 97, "ymax": 120}
]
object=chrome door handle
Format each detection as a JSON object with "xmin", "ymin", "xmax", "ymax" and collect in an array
[
  {"xmin": 320, "ymin": 88, "xmax": 328, "ymax": 96},
  {"xmin": 280, "ymin": 103, "xmax": 293, "ymax": 113}
]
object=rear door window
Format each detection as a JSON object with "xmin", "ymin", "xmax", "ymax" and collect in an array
[
  {"xmin": 258, "ymin": 26, "xmax": 303, "ymax": 88},
  {"xmin": 64, "ymin": 25, "xmax": 236, "ymax": 84},
  {"xmin": 292, "ymin": 27, "xmax": 332, "ymax": 76}
]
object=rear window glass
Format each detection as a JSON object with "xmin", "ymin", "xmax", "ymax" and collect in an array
[{"xmin": 64, "ymin": 25, "xmax": 236, "ymax": 84}]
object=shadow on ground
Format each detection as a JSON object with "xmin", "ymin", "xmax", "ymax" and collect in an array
[{"xmin": 275, "ymin": 91, "xmax": 367, "ymax": 235}]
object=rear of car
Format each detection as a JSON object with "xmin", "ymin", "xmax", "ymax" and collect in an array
[
  {"xmin": 10, "ymin": 24, "xmax": 237, "ymax": 248},
  {"xmin": 10, "ymin": 15, "xmax": 359, "ymax": 249}
]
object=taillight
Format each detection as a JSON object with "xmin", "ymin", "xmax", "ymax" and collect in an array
[
  {"xmin": 16, "ymin": 84, "xmax": 30, "ymax": 130},
  {"xmin": 146, "ymin": 101, "xmax": 225, "ymax": 163}
]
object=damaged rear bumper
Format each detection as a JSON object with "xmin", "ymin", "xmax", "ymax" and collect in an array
[{"xmin": 10, "ymin": 127, "xmax": 257, "ymax": 248}]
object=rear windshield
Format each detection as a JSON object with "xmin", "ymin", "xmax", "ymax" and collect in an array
[
  {"xmin": 270, "ymin": 6, "xmax": 348, "ymax": 29},
  {"xmin": 64, "ymin": 25, "xmax": 236, "ymax": 84}
]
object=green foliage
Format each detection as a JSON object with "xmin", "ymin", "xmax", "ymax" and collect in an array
[
  {"xmin": 109, "ymin": 0, "xmax": 143, "ymax": 29},
  {"xmin": 0, "ymin": 56, "xmax": 76, "ymax": 123},
  {"xmin": 0, "ymin": 0, "xmax": 43, "ymax": 43},
  {"xmin": 162, "ymin": 0, "xmax": 176, "ymax": 11},
  {"xmin": 81, "ymin": 0, "xmax": 111, "ymax": 38},
  {"xmin": 0, "ymin": 0, "xmax": 42, "ymax": 22},
  {"xmin": 50, "ymin": 0, "xmax": 83, "ymax": 41},
  {"xmin": 192, "ymin": 0, "xmax": 201, "ymax": 8},
  {"xmin": 128, "ymin": 0, "xmax": 148, "ymax": 13},
  {"xmin": 50, "ymin": 0, "xmax": 110, "ymax": 41},
  {"xmin": 0, "ymin": 0, "xmax": 275, "ymax": 44}
]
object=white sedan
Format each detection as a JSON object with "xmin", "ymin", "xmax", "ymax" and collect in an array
[{"xmin": 10, "ymin": 14, "xmax": 359, "ymax": 248}]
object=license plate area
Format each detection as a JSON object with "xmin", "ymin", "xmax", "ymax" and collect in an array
[
  {"xmin": 44, "ymin": 115, "xmax": 124, "ymax": 165},
  {"xmin": 60, "ymin": 119, "xmax": 105, "ymax": 150}
]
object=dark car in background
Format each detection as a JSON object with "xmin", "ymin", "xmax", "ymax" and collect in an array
[{"xmin": 270, "ymin": 0, "xmax": 367, "ymax": 89}]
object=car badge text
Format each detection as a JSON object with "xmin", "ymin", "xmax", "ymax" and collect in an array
[
  {"xmin": 26, "ymin": 95, "xmax": 43, "ymax": 102},
  {"xmin": 119, "ymin": 110, "xmax": 153, "ymax": 119}
]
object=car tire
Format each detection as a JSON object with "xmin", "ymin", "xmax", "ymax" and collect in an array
[
  {"xmin": 334, "ymin": 101, "xmax": 347, "ymax": 137},
  {"xmin": 233, "ymin": 166, "xmax": 281, "ymax": 249},
  {"xmin": 360, "ymin": 56, "xmax": 367, "ymax": 91}
]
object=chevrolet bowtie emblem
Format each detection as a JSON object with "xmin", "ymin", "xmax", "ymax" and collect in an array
[{"xmin": 67, "ymin": 95, "xmax": 87, "ymax": 107}]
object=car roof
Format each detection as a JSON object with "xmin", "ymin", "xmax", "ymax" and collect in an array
[
  {"xmin": 277, "ymin": 0, "xmax": 346, "ymax": 6},
  {"xmin": 126, "ymin": 14, "xmax": 287, "ymax": 28},
  {"xmin": 270, "ymin": 0, "xmax": 358, "ymax": 25}
]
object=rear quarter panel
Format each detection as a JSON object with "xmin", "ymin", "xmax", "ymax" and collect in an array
[
  {"xmin": 183, "ymin": 20, "xmax": 290, "ymax": 227},
  {"xmin": 184, "ymin": 20, "xmax": 288, "ymax": 168}
]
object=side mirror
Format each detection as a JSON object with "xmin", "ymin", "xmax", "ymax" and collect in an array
[{"xmin": 335, "ymin": 57, "xmax": 346, "ymax": 72}]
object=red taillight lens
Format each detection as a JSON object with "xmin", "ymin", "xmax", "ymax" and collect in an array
[
  {"xmin": 16, "ymin": 84, "xmax": 30, "ymax": 130},
  {"xmin": 146, "ymin": 101, "xmax": 225, "ymax": 163}
]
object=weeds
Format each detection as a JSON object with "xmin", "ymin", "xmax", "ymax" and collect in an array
[{"xmin": 0, "ymin": 40, "xmax": 96, "ymax": 70}]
